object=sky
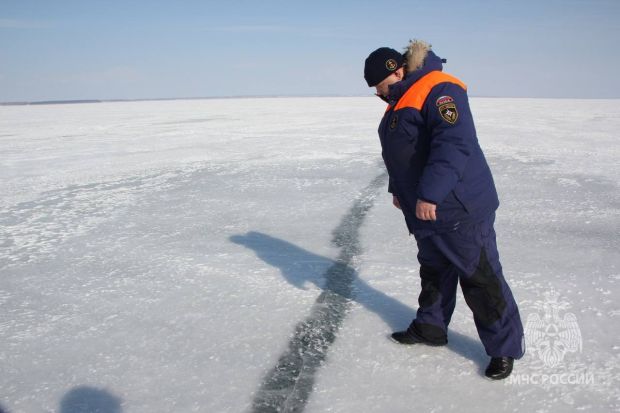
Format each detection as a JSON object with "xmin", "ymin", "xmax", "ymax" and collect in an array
[{"xmin": 1, "ymin": 0, "xmax": 619, "ymax": 102}]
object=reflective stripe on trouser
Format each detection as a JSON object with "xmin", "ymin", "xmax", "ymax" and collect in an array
[{"xmin": 411, "ymin": 213, "xmax": 525, "ymax": 359}]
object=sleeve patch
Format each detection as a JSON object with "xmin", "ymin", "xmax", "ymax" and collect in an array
[
  {"xmin": 436, "ymin": 96, "xmax": 458, "ymax": 124},
  {"xmin": 435, "ymin": 95, "xmax": 454, "ymax": 106}
]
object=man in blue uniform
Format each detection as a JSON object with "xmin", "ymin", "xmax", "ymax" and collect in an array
[{"xmin": 364, "ymin": 40, "xmax": 524, "ymax": 380}]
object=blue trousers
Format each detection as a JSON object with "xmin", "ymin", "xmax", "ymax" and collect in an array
[{"xmin": 410, "ymin": 213, "xmax": 525, "ymax": 359}]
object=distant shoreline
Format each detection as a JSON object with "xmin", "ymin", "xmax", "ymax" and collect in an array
[
  {"xmin": 1, "ymin": 95, "xmax": 618, "ymax": 107},
  {"xmin": 0, "ymin": 95, "xmax": 359, "ymax": 106}
]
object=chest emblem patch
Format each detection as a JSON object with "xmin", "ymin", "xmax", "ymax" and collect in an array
[
  {"xmin": 389, "ymin": 114, "xmax": 398, "ymax": 130},
  {"xmin": 436, "ymin": 96, "xmax": 458, "ymax": 124}
]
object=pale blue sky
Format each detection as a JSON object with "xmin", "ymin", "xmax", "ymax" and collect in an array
[{"xmin": 1, "ymin": 0, "xmax": 619, "ymax": 101}]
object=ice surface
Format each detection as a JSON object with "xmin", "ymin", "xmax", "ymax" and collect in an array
[{"xmin": 0, "ymin": 97, "xmax": 618, "ymax": 412}]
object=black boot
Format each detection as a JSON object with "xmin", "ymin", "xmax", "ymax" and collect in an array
[
  {"xmin": 391, "ymin": 330, "xmax": 424, "ymax": 344},
  {"xmin": 485, "ymin": 357, "xmax": 514, "ymax": 380},
  {"xmin": 390, "ymin": 327, "xmax": 447, "ymax": 346}
]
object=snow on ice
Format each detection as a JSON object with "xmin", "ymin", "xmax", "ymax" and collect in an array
[{"xmin": 0, "ymin": 97, "xmax": 618, "ymax": 412}]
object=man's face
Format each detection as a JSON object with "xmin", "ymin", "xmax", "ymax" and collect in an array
[{"xmin": 374, "ymin": 68, "xmax": 404, "ymax": 99}]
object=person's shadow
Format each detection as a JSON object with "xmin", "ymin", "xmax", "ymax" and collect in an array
[
  {"xmin": 59, "ymin": 386, "xmax": 122, "ymax": 413},
  {"xmin": 230, "ymin": 231, "xmax": 488, "ymax": 369},
  {"xmin": 0, "ymin": 387, "xmax": 122, "ymax": 413}
]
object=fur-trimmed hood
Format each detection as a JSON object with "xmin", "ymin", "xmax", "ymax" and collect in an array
[
  {"xmin": 387, "ymin": 40, "xmax": 444, "ymax": 103},
  {"xmin": 404, "ymin": 39, "xmax": 433, "ymax": 73}
]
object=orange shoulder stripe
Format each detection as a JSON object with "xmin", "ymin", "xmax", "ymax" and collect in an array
[{"xmin": 393, "ymin": 71, "xmax": 466, "ymax": 112}]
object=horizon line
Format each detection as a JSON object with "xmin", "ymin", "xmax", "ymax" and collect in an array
[{"xmin": 2, "ymin": 94, "xmax": 619, "ymax": 107}]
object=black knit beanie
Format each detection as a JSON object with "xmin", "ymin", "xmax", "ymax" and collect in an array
[{"xmin": 364, "ymin": 47, "xmax": 405, "ymax": 87}]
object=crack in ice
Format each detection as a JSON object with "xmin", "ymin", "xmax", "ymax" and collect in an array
[{"xmin": 249, "ymin": 172, "xmax": 388, "ymax": 413}]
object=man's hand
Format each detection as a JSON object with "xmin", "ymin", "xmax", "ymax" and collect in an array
[
  {"xmin": 392, "ymin": 195, "xmax": 401, "ymax": 210},
  {"xmin": 416, "ymin": 199, "xmax": 437, "ymax": 221}
]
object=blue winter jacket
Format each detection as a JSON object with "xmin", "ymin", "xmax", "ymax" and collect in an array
[{"xmin": 378, "ymin": 51, "xmax": 499, "ymax": 235}]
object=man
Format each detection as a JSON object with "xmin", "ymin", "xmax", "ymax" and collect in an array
[{"xmin": 364, "ymin": 40, "xmax": 524, "ymax": 380}]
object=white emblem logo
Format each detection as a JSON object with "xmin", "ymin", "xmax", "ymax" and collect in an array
[{"xmin": 525, "ymin": 290, "xmax": 582, "ymax": 368}]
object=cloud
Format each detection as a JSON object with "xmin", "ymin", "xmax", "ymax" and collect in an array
[
  {"xmin": 204, "ymin": 24, "xmax": 291, "ymax": 33},
  {"xmin": 56, "ymin": 66, "xmax": 142, "ymax": 85},
  {"xmin": 202, "ymin": 24, "xmax": 369, "ymax": 41},
  {"xmin": 0, "ymin": 18, "xmax": 52, "ymax": 29}
]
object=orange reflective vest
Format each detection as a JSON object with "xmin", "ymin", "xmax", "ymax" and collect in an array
[{"xmin": 386, "ymin": 71, "xmax": 467, "ymax": 113}]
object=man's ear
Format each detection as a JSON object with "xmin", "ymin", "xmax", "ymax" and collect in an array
[{"xmin": 395, "ymin": 67, "xmax": 405, "ymax": 80}]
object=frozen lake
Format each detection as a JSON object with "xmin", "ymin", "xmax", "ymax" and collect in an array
[{"xmin": 1, "ymin": 97, "xmax": 619, "ymax": 412}]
